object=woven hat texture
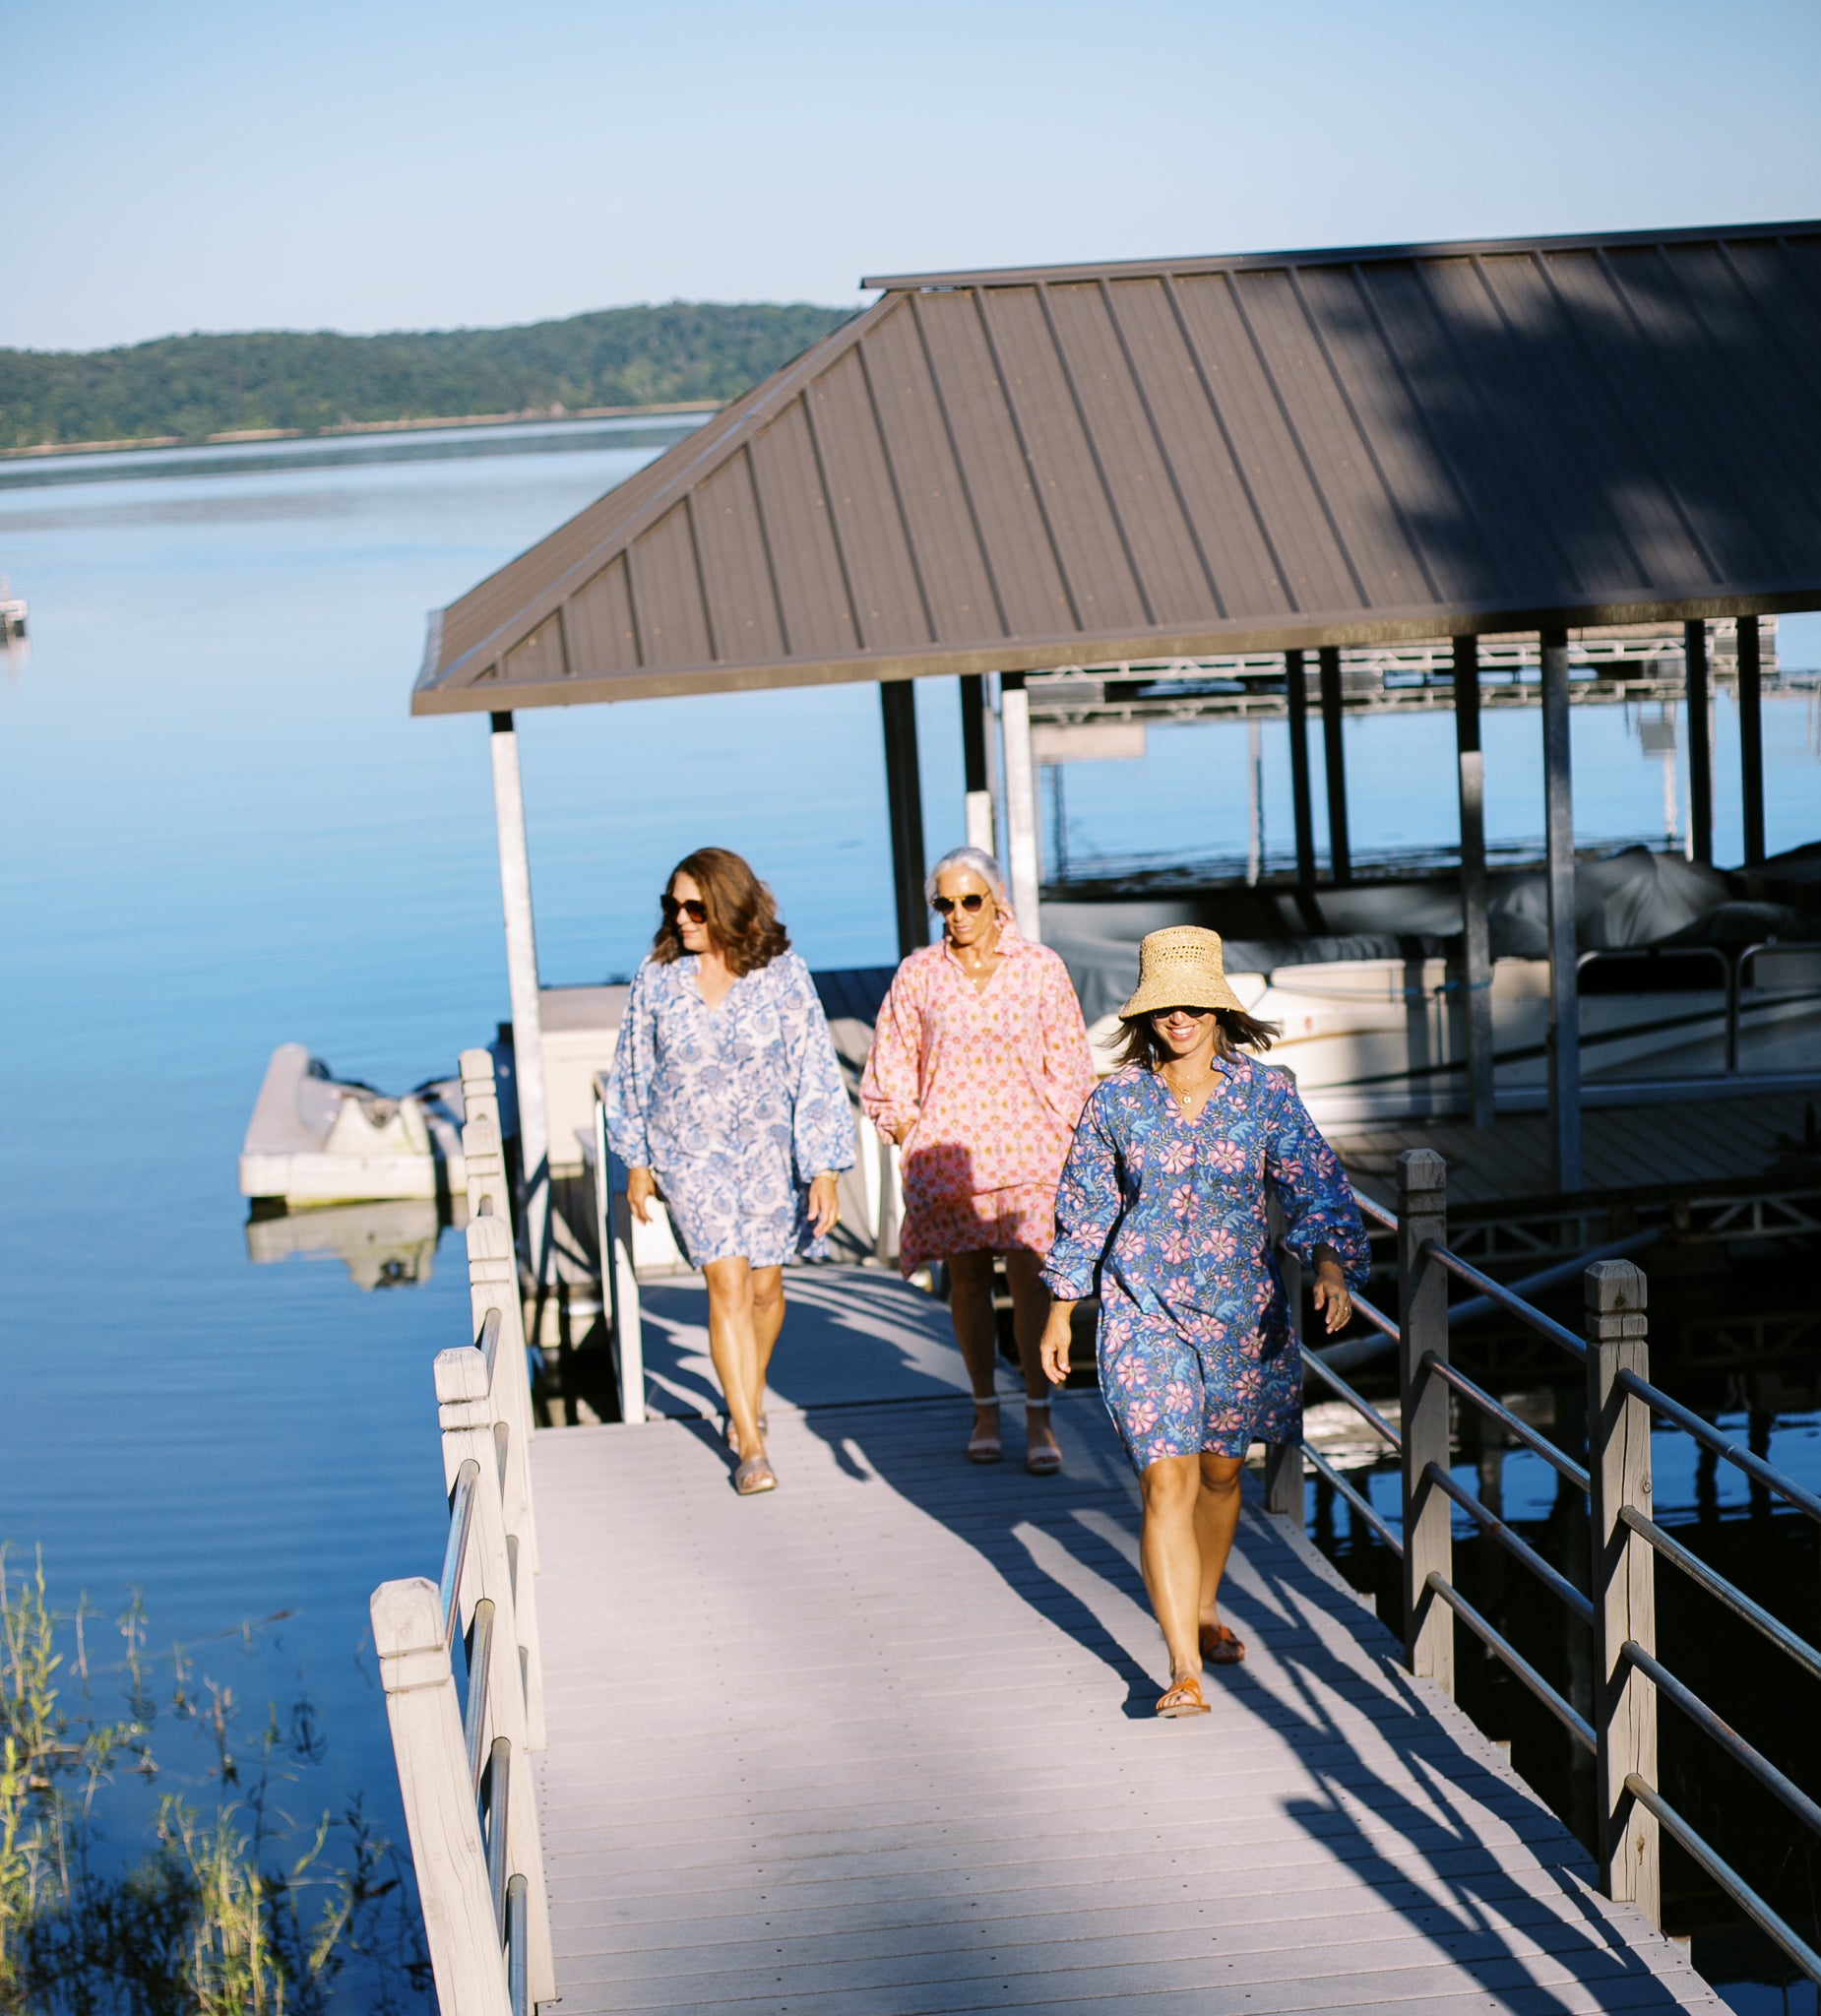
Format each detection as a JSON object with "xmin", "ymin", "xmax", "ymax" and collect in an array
[{"xmin": 1118, "ymin": 925, "xmax": 1246, "ymax": 1020}]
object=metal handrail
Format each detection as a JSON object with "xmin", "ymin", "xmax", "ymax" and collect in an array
[
  {"xmin": 507, "ymin": 1875, "xmax": 530, "ymax": 2016},
  {"xmin": 1345, "ymin": 1287, "xmax": 1399, "ymax": 1340},
  {"xmin": 1620, "ymin": 1507, "xmax": 1821, "ymax": 1684},
  {"xmin": 1305, "ymin": 1443, "xmax": 1403, "ymax": 1556},
  {"xmin": 1616, "ymin": 1370, "xmax": 1821, "ymax": 1524},
  {"xmin": 439, "ymin": 1460, "xmax": 480, "ymax": 1648},
  {"xmin": 1423, "ymin": 1355, "xmax": 1590, "ymax": 1491},
  {"xmin": 1425, "ymin": 1464, "xmax": 1595, "ymax": 1628},
  {"xmin": 478, "ymin": 1305, "xmax": 502, "ymax": 1378},
  {"xmin": 1351, "ymin": 1187, "xmax": 1398, "ymax": 1231},
  {"xmin": 1302, "ymin": 1352, "xmax": 1401, "ymax": 1451},
  {"xmin": 1424, "ymin": 1573, "xmax": 1594, "ymax": 1752},
  {"xmin": 485, "ymin": 1736, "xmax": 511, "ymax": 1929},
  {"xmin": 464, "ymin": 1599, "xmax": 496, "ymax": 1793},
  {"xmin": 1423, "ymin": 1241, "xmax": 1588, "ymax": 1361},
  {"xmin": 1625, "ymin": 1775, "xmax": 1821, "ymax": 1984}
]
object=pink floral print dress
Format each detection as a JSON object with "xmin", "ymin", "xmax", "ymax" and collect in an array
[{"xmin": 860, "ymin": 917, "xmax": 1095, "ymax": 1275}]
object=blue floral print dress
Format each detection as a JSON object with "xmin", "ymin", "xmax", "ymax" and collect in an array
[
  {"xmin": 603, "ymin": 950, "xmax": 856, "ymax": 1269},
  {"xmin": 1041, "ymin": 1056, "xmax": 1369, "ymax": 1474}
]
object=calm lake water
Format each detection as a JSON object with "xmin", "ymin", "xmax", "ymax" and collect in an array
[{"xmin": 2, "ymin": 424, "xmax": 1817, "ymax": 2007}]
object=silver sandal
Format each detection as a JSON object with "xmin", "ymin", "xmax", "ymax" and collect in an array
[{"xmin": 1025, "ymin": 1400, "xmax": 1062, "ymax": 1476}]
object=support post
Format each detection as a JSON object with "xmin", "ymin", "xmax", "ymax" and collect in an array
[
  {"xmin": 1398, "ymin": 1149, "xmax": 1453, "ymax": 1695},
  {"xmin": 466, "ymin": 1216, "xmax": 539, "ymax": 1575},
  {"xmin": 597, "ymin": 1102, "xmax": 648, "ymax": 1426},
  {"xmin": 1585, "ymin": 1259, "xmax": 1660, "ymax": 1923},
  {"xmin": 1265, "ymin": 1217, "xmax": 1303, "ymax": 1517},
  {"xmin": 960, "ymin": 673, "xmax": 995, "ymax": 855},
  {"xmin": 1000, "ymin": 673, "xmax": 1042, "ymax": 942},
  {"xmin": 459, "ymin": 1049, "xmax": 511, "ymax": 1223},
  {"xmin": 1684, "ymin": 621, "xmax": 1713, "ymax": 866},
  {"xmin": 1286, "ymin": 651, "xmax": 1317, "ymax": 887},
  {"xmin": 881, "ymin": 679, "xmax": 927, "ymax": 961},
  {"xmin": 1453, "ymin": 639, "xmax": 1495, "ymax": 1129},
  {"xmin": 370, "ymin": 1579, "xmax": 513, "ymax": 2016},
  {"xmin": 1540, "ymin": 631, "xmax": 1581, "ymax": 1194},
  {"xmin": 488, "ymin": 714, "xmax": 550, "ymax": 1285},
  {"xmin": 435, "ymin": 1361, "xmax": 554, "ymax": 1963},
  {"xmin": 1317, "ymin": 646, "xmax": 1351, "ymax": 884},
  {"xmin": 1737, "ymin": 616, "xmax": 1765, "ymax": 868}
]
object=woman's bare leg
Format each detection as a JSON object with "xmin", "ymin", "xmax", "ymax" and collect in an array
[
  {"xmin": 1194, "ymin": 1455, "xmax": 1246, "ymax": 1633},
  {"xmin": 751, "ymin": 1266, "xmax": 785, "ymax": 1419},
  {"xmin": 945, "ymin": 1249, "xmax": 1002, "ymax": 1440},
  {"xmin": 703, "ymin": 1257, "xmax": 764, "ymax": 1459},
  {"xmin": 1138, "ymin": 1454, "xmax": 1205, "ymax": 1681},
  {"xmin": 1003, "ymin": 1249, "xmax": 1058, "ymax": 1461}
]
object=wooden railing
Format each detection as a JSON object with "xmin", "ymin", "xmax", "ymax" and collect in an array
[
  {"xmin": 370, "ymin": 1049, "xmax": 553, "ymax": 2016},
  {"xmin": 1269, "ymin": 1148, "xmax": 1821, "ymax": 1982}
]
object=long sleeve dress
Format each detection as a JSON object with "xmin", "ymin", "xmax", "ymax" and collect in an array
[
  {"xmin": 860, "ymin": 916, "xmax": 1096, "ymax": 1274},
  {"xmin": 603, "ymin": 949, "xmax": 856, "ymax": 1269},
  {"xmin": 1041, "ymin": 1054, "xmax": 1369, "ymax": 1473}
]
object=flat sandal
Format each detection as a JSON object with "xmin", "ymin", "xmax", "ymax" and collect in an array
[
  {"xmin": 1156, "ymin": 1671, "xmax": 1211, "ymax": 1719},
  {"xmin": 1199, "ymin": 1622, "xmax": 1246, "ymax": 1665},
  {"xmin": 732, "ymin": 1454, "xmax": 778, "ymax": 1495},
  {"xmin": 967, "ymin": 1400, "xmax": 1003, "ymax": 1464},
  {"xmin": 1024, "ymin": 1400, "xmax": 1061, "ymax": 1476}
]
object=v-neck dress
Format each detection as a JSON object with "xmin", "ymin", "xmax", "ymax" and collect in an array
[
  {"xmin": 603, "ymin": 949, "xmax": 856, "ymax": 1269},
  {"xmin": 859, "ymin": 916, "xmax": 1096, "ymax": 1274},
  {"xmin": 1041, "ymin": 1056, "xmax": 1369, "ymax": 1472}
]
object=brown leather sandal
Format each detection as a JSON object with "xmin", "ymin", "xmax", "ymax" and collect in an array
[
  {"xmin": 1199, "ymin": 1622, "xmax": 1246, "ymax": 1665},
  {"xmin": 1156, "ymin": 1670, "xmax": 1211, "ymax": 1718}
]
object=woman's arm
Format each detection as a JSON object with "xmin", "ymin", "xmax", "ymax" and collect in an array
[
  {"xmin": 1039, "ymin": 1091, "xmax": 1123, "ymax": 1303},
  {"xmin": 858, "ymin": 963, "xmax": 925, "ymax": 1146},
  {"xmin": 1036, "ymin": 952, "xmax": 1098, "ymax": 1124},
  {"xmin": 602, "ymin": 965, "xmax": 657, "ymax": 1169},
  {"xmin": 781, "ymin": 956, "xmax": 857, "ymax": 1188},
  {"xmin": 1263, "ymin": 1077, "xmax": 1371, "ymax": 1333}
]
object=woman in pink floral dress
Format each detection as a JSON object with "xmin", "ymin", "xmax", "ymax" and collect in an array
[{"xmin": 861, "ymin": 847, "xmax": 1096, "ymax": 1472}]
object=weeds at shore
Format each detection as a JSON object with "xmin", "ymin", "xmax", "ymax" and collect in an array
[{"xmin": 0, "ymin": 1546, "xmax": 429, "ymax": 2014}]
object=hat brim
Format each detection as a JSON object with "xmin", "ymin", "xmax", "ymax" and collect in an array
[{"xmin": 1118, "ymin": 975, "xmax": 1247, "ymax": 1020}]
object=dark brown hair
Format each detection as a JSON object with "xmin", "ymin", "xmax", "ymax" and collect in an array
[
  {"xmin": 1114, "ymin": 1008, "xmax": 1282, "ymax": 1072},
  {"xmin": 652, "ymin": 847, "xmax": 789, "ymax": 976}
]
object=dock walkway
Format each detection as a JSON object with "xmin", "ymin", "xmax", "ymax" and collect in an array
[{"xmin": 530, "ymin": 1269, "xmax": 1720, "ymax": 2014}]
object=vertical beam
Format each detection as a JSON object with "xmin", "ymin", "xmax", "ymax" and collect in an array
[
  {"xmin": 1453, "ymin": 638, "xmax": 1495, "ymax": 1129},
  {"xmin": 1737, "ymin": 616, "xmax": 1765, "ymax": 868},
  {"xmin": 880, "ymin": 679, "xmax": 927, "ymax": 961},
  {"xmin": 960, "ymin": 673, "xmax": 995, "ymax": 855},
  {"xmin": 1398, "ymin": 1149, "xmax": 1453, "ymax": 1695},
  {"xmin": 1265, "ymin": 1207, "xmax": 1302, "ymax": 1518},
  {"xmin": 1684, "ymin": 619, "xmax": 1713, "ymax": 866},
  {"xmin": 1000, "ymin": 673, "xmax": 1042, "ymax": 943},
  {"xmin": 1539, "ymin": 633, "xmax": 1581, "ymax": 1194},
  {"xmin": 488, "ymin": 713, "xmax": 549, "ymax": 1284},
  {"xmin": 1585, "ymin": 1259, "xmax": 1660, "ymax": 1923},
  {"xmin": 1317, "ymin": 645, "xmax": 1351, "ymax": 884},
  {"xmin": 1285, "ymin": 650, "xmax": 1316, "ymax": 885}
]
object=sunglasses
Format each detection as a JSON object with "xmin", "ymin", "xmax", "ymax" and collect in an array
[
  {"xmin": 930, "ymin": 893, "xmax": 988, "ymax": 916},
  {"xmin": 662, "ymin": 895, "xmax": 709, "ymax": 924},
  {"xmin": 1150, "ymin": 1005, "xmax": 1214, "ymax": 1022}
]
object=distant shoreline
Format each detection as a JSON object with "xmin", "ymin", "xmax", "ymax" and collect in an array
[{"xmin": 0, "ymin": 399, "xmax": 724, "ymax": 465}]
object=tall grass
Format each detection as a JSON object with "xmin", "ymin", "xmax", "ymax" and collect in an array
[{"xmin": 0, "ymin": 1547, "xmax": 428, "ymax": 2014}]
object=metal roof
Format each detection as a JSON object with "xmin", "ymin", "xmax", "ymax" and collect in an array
[{"xmin": 411, "ymin": 222, "xmax": 1821, "ymax": 715}]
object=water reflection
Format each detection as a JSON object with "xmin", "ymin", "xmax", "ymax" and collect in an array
[{"xmin": 244, "ymin": 1196, "xmax": 467, "ymax": 1292}]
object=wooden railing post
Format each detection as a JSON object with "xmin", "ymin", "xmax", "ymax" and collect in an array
[
  {"xmin": 594, "ymin": 1074, "xmax": 647, "ymax": 1425},
  {"xmin": 370, "ymin": 1579, "xmax": 512, "ymax": 2016},
  {"xmin": 467, "ymin": 1216, "xmax": 539, "ymax": 1569},
  {"xmin": 460, "ymin": 1050, "xmax": 511, "ymax": 1224},
  {"xmin": 1586, "ymin": 1257, "xmax": 1660, "ymax": 1923},
  {"xmin": 435, "ymin": 1354, "xmax": 553, "ymax": 1997},
  {"xmin": 1399, "ymin": 1149, "xmax": 1453, "ymax": 1694},
  {"xmin": 1265, "ymin": 1203, "xmax": 1303, "ymax": 1516}
]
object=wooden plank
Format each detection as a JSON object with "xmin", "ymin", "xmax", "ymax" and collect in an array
[{"xmin": 527, "ymin": 1271, "xmax": 1718, "ymax": 2015}]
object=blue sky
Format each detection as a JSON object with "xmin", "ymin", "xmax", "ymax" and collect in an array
[{"xmin": 6, "ymin": 0, "xmax": 1819, "ymax": 350}]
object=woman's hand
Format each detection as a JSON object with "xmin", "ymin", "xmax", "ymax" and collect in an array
[
  {"xmin": 1312, "ymin": 1255, "xmax": 1352, "ymax": 1335},
  {"xmin": 808, "ymin": 1171, "xmax": 841, "ymax": 1237},
  {"xmin": 1039, "ymin": 1301, "xmax": 1077, "ymax": 1386},
  {"xmin": 892, "ymin": 1117, "xmax": 917, "ymax": 1150},
  {"xmin": 626, "ymin": 1166, "xmax": 657, "ymax": 1225}
]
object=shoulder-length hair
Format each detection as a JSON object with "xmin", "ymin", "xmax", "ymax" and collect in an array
[
  {"xmin": 1113, "ymin": 1008, "xmax": 1282, "ymax": 1072},
  {"xmin": 651, "ymin": 847, "xmax": 789, "ymax": 976}
]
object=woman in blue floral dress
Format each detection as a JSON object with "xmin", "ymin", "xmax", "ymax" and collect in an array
[
  {"xmin": 605, "ymin": 848, "xmax": 855, "ymax": 1494},
  {"xmin": 1039, "ymin": 927, "xmax": 1368, "ymax": 1715}
]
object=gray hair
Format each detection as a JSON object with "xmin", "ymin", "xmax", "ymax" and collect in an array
[{"xmin": 924, "ymin": 845, "xmax": 1007, "ymax": 908}]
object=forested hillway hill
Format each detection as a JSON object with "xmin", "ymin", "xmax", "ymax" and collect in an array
[{"xmin": 0, "ymin": 300, "xmax": 855, "ymax": 453}]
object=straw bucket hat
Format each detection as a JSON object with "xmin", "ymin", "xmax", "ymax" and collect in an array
[{"xmin": 1118, "ymin": 925, "xmax": 1246, "ymax": 1020}]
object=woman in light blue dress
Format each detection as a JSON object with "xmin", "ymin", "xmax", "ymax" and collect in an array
[{"xmin": 604, "ymin": 848, "xmax": 855, "ymax": 1494}]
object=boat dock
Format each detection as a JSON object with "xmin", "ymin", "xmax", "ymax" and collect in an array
[{"xmin": 528, "ymin": 1271, "xmax": 1716, "ymax": 2015}]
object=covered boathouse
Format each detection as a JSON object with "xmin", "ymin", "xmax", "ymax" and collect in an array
[{"xmin": 377, "ymin": 223, "xmax": 1821, "ymax": 2016}]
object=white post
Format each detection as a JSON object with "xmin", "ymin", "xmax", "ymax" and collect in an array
[
  {"xmin": 1000, "ymin": 675, "xmax": 1042, "ymax": 943},
  {"xmin": 488, "ymin": 714, "xmax": 551, "ymax": 1283},
  {"xmin": 369, "ymin": 1579, "xmax": 512, "ymax": 2016},
  {"xmin": 434, "ymin": 1354, "xmax": 554, "ymax": 2004},
  {"xmin": 595, "ymin": 1077, "xmax": 647, "ymax": 1424},
  {"xmin": 467, "ymin": 1216, "xmax": 539, "ymax": 1574}
]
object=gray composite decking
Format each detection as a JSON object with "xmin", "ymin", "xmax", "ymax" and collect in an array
[{"xmin": 530, "ymin": 1269, "xmax": 1720, "ymax": 2015}]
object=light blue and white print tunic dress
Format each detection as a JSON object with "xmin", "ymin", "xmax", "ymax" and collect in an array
[
  {"xmin": 1041, "ymin": 1055, "xmax": 1369, "ymax": 1473},
  {"xmin": 603, "ymin": 950, "xmax": 857, "ymax": 1269}
]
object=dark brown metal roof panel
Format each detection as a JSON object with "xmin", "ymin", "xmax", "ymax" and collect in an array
[{"xmin": 413, "ymin": 222, "xmax": 1821, "ymax": 714}]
